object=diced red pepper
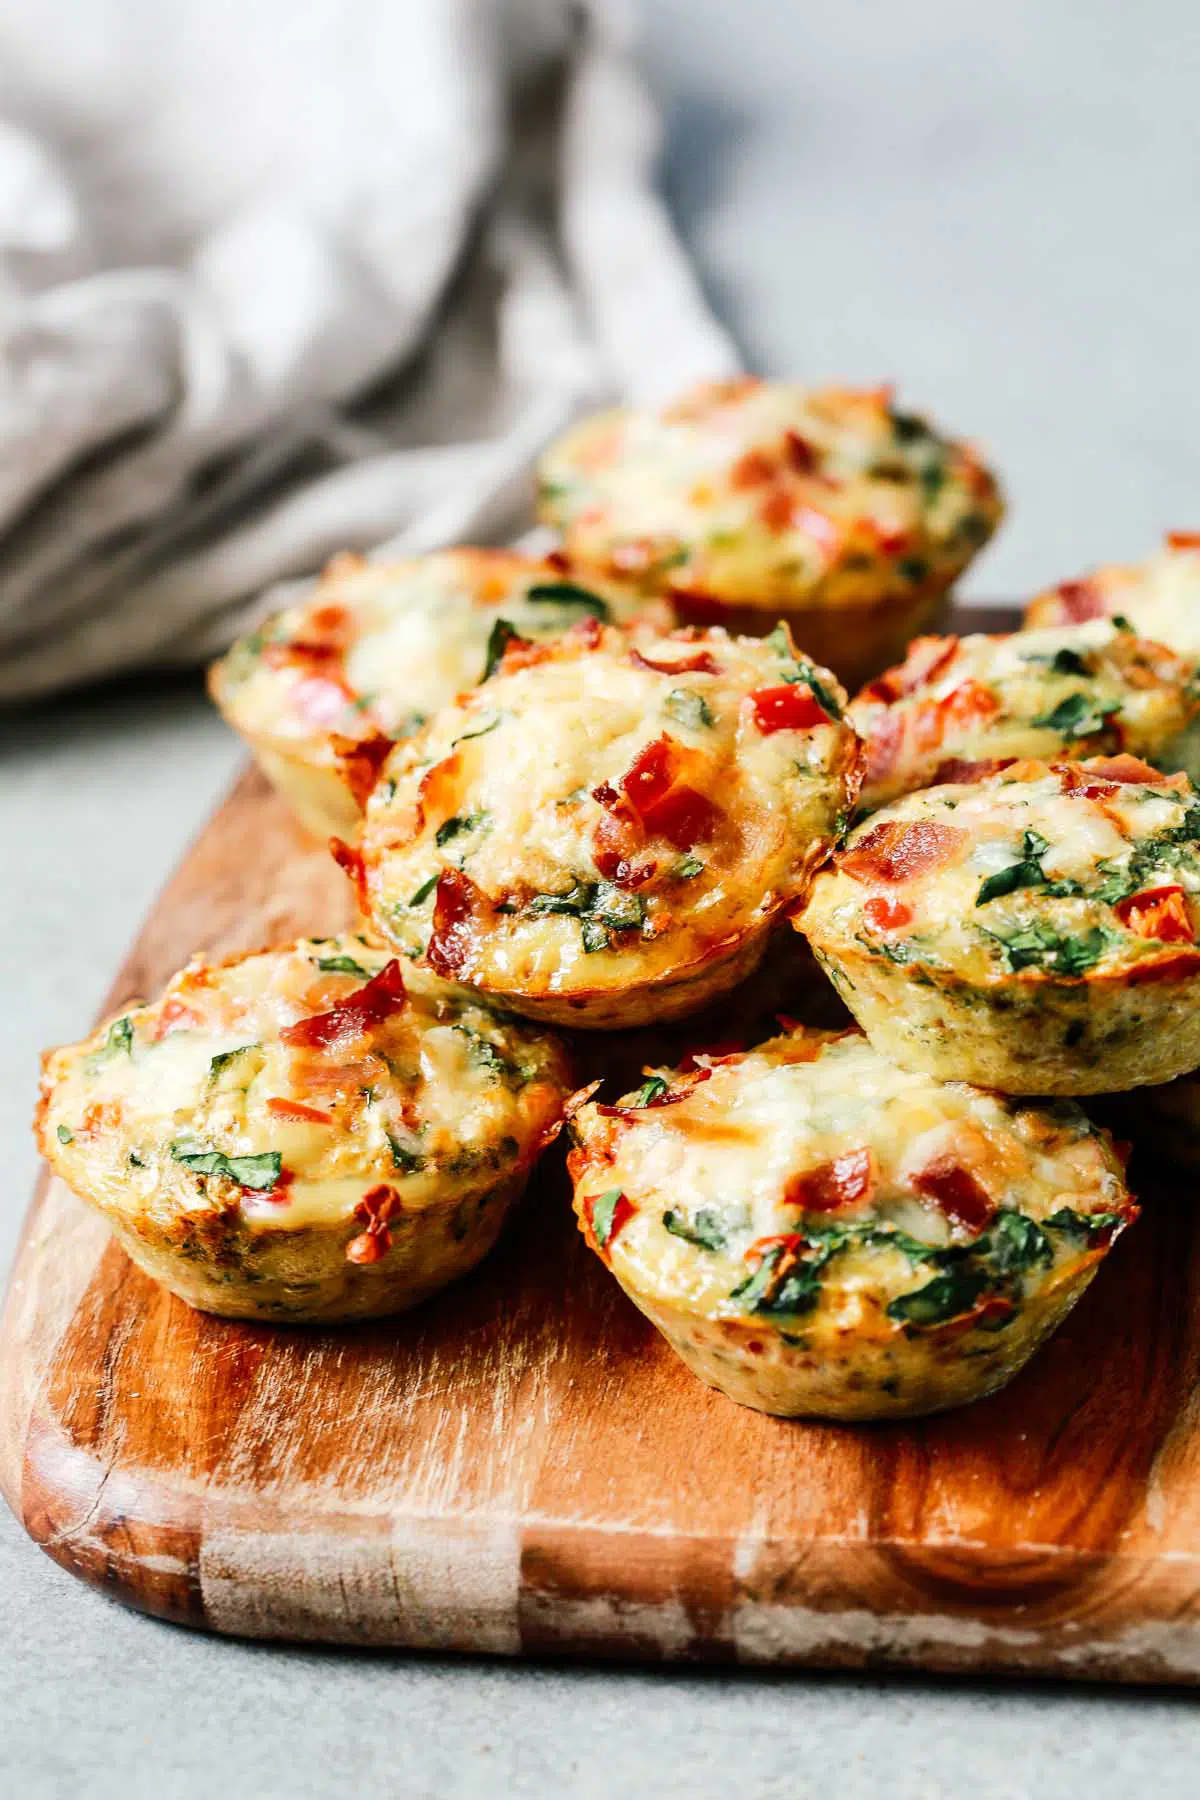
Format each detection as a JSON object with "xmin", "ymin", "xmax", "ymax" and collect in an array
[
  {"xmin": 912, "ymin": 1157, "xmax": 995, "ymax": 1232},
  {"xmin": 749, "ymin": 684, "xmax": 831, "ymax": 733},
  {"xmin": 784, "ymin": 1147, "xmax": 875, "ymax": 1213},
  {"xmin": 730, "ymin": 448, "xmax": 776, "ymax": 489},
  {"xmin": 838, "ymin": 820, "xmax": 967, "ymax": 884},
  {"xmin": 862, "ymin": 896, "xmax": 912, "ymax": 933},
  {"xmin": 1115, "ymin": 885, "xmax": 1195, "ymax": 944},
  {"xmin": 940, "ymin": 680, "xmax": 999, "ymax": 726},
  {"xmin": 281, "ymin": 960, "xmax": 407, "ymax": 1049}
]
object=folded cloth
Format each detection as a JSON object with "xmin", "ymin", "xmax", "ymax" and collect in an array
[{"xmin": 0, "ymin": 0, "xmax": 738, "ymax": 703}]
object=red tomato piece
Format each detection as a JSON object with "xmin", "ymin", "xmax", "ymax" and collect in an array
[
  {"xmin": 837, "ymin": 820, "xmax": 967, "ymax": 884},
  {"xmin": 784, "ymin": 1147, "xmax": 875, "ymax": 1213},
  {"xmin": 280, "ymin": 960, "xmax": 407, "ymax": 1049},
  {"xmin": 862, "ymin": 896, "xmax": 912, "ymax": 933},
  {"xmin": 912, "ymin": 1157, "xmax": 994, "ymax": 1232},
  {"xmin": 1115, "ymin": 885, "xmax": 1195, "ymax": 944},
  {"xmin": 749, "ymin": 684, "xmax": 830, "ymax": 733}
]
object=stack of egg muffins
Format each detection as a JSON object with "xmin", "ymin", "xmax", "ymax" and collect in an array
[{"xmin": 37, "ymin": 379, "xmax": 1200, "ymax": 1420}]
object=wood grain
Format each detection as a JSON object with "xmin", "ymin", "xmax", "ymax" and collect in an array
[{"xmin": 5, "ymin": 607, "xmax": 1200, "ymax": 1678}]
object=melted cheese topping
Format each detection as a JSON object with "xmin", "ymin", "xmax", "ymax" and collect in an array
[
  {"xmin": 569, "ymin": 1029, "xmax": 1128, "ymax": 1327},
  {"xmin": 801, "ymin": 758, "xmax": 1200, "ymax": 985},
  {"xmin": 537, "ymin": 378, "xmax": 1003, "ymax": 609},
  {"xmin": 851, "ymin": 620, "xmax": 1198, "ymax": 808},
  {"xmin": 210, "ymin": 548, "xmax": 669, "ymax": 760},
  {"xmin": 1025, "ymin": 540, "xmax": 1200, "ymax": 660},
  {"xmin": 39, "ymin": 937, "xmax": 570, "ymax": 1233},
  {"xmin": 359, "ymin": 623, "xmax": 860, "ymax": 996}
]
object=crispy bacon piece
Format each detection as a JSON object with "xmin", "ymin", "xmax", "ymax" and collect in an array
[
  {"xmin": 154, "ymin": 997, "xmax": 201, "ymax": 1041},
  {"xmin": 784, "ymin": 1147, "xmax": 875, "ymax": 1214},
  {"xmin": 837, "ymin": 819, "xmax": 966, "ymax": 884},
  {"xmin": 932, "ymin": 756, "xmax": 1016, "ymax": 786},
  {"xmin": 1053, "ymin": 579, "xmax": 1105, "ymax": 623},
  {"xmin": 426, "ymin": 869, "xmax": 490, "ymax": 977},
  {"xmin": 630, "ymin": 645, "xmax": 720, "ymax": 676},
  {"xmin": 862, "ymin": 896, "xmax": 912, "ymax": 933},
  {"xmin": 940, "ymin": 680, "xmax": 999, "ymax": 726},
  {"xmin": 1058, "ymin": 754, "xmax": 1174, "ymax": 802},
  {"xmin": 280, "ymin": 960, "xmax": 407, "ymax": 1049},
  {"xmin": 346, "ymin": 1183, "xmax": 401, "ymax": 1264},
  {"xmin": 597, "ymin": 735, "xmax": 721, "ymax": 854},
  {"xmin": 784, "ymin": 429, "xmax": 817, "ymax": 474},
  {"xmin": 1167, "ymin": 531, "xmax": 1200, "ymax": 551},
  {"xmin": 1115, "ymin": 886, "xmax": 1195, "ymax": 944},
  {"xmin": 590, "ymin": 806, "xmax": 655, "ymax": 887},
  {"xmin": 749, "ymin": 684, "xmax": 830, "ymax": 733},
  {"xmin": 860, "ymin": 636, "xmax": 961, "ymax": 705},
  {"xmin": 759, "ymin": 487, "xmax": 795, "ymax": 533},
  {"xmin": 912, "ymin": 1157, "xmax": 994, "ymax": 1233},
  {"xmin": 330, "ymin": 838, "xmax": 370, "ymax": 911},
  {"xmin": 330, "ymin": 729, "xmax": 393, "ymax": 808},
  {"xmin": 266, "ymin": 1097, "xmax": 334, "ymax": 1125}
]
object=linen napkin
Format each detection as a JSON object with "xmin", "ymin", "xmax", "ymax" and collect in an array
[{"xmin": 0, "ymin": 0, "xmax": 738, "ymax": 703}]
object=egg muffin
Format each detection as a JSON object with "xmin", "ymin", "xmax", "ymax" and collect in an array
[
  {"xmin": 209, "ymin": 548, "xmax": 670, "ymax": 840},
  {"xmin": 354, "ymin": 619, "xmax": 861, "ymax": 1029},
  {"xmin": 568, "ymin": 1026, "xmax": 1135, "ymax": 1419},
  {"xmin": 851, "ymin": 619, "xmax": 1199, "ymax": 811},
  {"xmin": 798, "ymin": 756, "xmax": 1200, "ymax": 1093},
  {"xmin": 1024, "ymin": 535, "xmax": 1200, "ymax": 784},
  {"xmin": 536, "ymin": 378, "xmax": 1003, "ymax": 688},
  {"xmin": 36, "ymin": 935, "xmax": 571, "ymax": 1322}
]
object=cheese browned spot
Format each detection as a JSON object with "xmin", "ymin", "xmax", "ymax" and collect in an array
[
  {"xmin": 37, "ymin": 936, "xmax": 571, "ymax": 1322},
  {"xmin": 798, "ymin": 757, "xmax": 1200, "ymax": 1093},
  {"xmin": 851, "ymin": 620, "xmax": 1199, "ymax": 810},
  {"xmin": 357, "ymin": 621, "xmax": 861, "ymax": 1028},
  {"xmin": 568, "ymin": 1026, "xmax": 1133, "ymax": 1419}
]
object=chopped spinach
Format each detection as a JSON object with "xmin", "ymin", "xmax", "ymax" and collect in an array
[
  {"xmin": 1046, "ymin": 647, "xmax": 1091, "ymax": 676},
  {"xmin": 385, "ymin": 1129, "xmax": 425, "ymax": 1174},
  {"xmin": 451, "ymin": 715, "xmax": 502, "ymax": 746},
  {"xmin": 527, "ymin": 878, "xmax": 645, "ymax": 953},
  {"xmin": 665, "ymin": 688, "xmax": 714, "ymax": 731},
  {"xmin": 983, "ymin": 920, "xmax": 1116, "ymax": 975},
  {"xmin": 56, "ymin": 1124, "xmax": 73, "ymax": 1145},
  {"xmin": 663, "ymin": 1208, "xmax": 728, "ymax": 1252},
  {"xmin": 886, "ymin": 1265, "xmax": 990, "ymax": 1327},
  {"xmin": 1044, "ymin": 1206, "xmax": 1127, "ymax": 1244},
  {"xmin": 170, "ymin": 1145, "xmax": 282, "ymax": 1189},
  {"xmin": 525, "ymin": 581, "xmax": 611, "ymax": 620},
  {"xmin": 976, "ymin": 829, "xmax": 1052, "ymax": 906},
  {"xmin": 88, "ymin": 1016, "xmax": 133, "ymax": 1066},
  {"xmin": 209, "ymin": 1043, "xmax": 258, "ymax": 1076},
  {"xmin": 436, "ymin": 811, "xmax": 486, "ymax": 848},
  {"xmin": 482, "ymin": 618, "xmax": 522, "ymax": 681},
  {"xmin": 630, "ymin": 1075, "xmax": 669, "ymax": 1107},
  {"xmin": 314, "ymin": 955, "xmax": 371, "ymax": 977},
  {"xmin": 1033, "ymin": 690, "xmax": 1121, "ymax": 740},
  {"xmin": 409, "ymin": 872, "xmax": 440, "ymax": 907},
  {"xmin": 765, "ymin": 623, "xmax": 843, "ymax": 719}
]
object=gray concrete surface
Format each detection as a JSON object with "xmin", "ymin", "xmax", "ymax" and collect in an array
[{"xmin": 5, "ymin": 2, "xmax": 1200, "ymax": 1793}]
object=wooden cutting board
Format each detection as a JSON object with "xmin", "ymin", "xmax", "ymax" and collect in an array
[{"xmin": 5, "ymin": 607, "xmax": 1200, "ymax": 1681}]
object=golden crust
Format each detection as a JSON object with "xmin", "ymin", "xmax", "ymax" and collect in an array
[
  {"xmin": 568, "ymin": 1027, "xmax": 1132, "ymax": 1419},
  {"xmin": 851, "ymin": 621, "xmax": 1199, "ymax": 812},
  {"xmin": 799, "ymin": 756, "xmax": 1200, "ymax": 1093},
  {"xmin": 357, "ymin": 620, "xmax": 861, "ymax": 1029},
  {"xmin": 209, "ymin": 548, "xmax": 672, "ymax": 841},
  {"xmin": 537, "ymin": 379, "xmax": 1003, "ymax": 687},
  {"xmin": 36, "ymin": 936, "xmax": 571, "ymax": 1321}
]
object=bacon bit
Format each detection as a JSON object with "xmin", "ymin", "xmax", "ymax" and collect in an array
[
  {"xmin": 590, "ymin": 805, "xmax": 652, "ymax": 887},
  {"xmin": 863, "ymin": 896, "xmax": 912, "ymax": 933},
  {"xmin": 330, "ymin": 837, "xmax": 370, "ymax": 911},
  {"xmin": 1115, "ymin": 886, "xmax": 1195, "ymax": 944},
  {"xmin": 346, "ymin": 1182, "xmax": 401, "ymax": 1264},
  {"xmin": 568, "ymin": 614, "xmax": 605, "ymax": 650},
  {"xmin": 1122, "ymin": 949, "xmax": 1200, "ymax": 985},
  {"xmin": 1167, "ymin": 531, "xmax": 1200, "ymax": 551},
  {"xmin": 730, "ymin": 448, "xmax": 775, "ymax": 489},
  {"xmin": 280, "ymin": 960, "xmax": 407, "ymax": 1050},
  {"xmin": 940, "ymin": 680, "xmax": 1000, "ymax": 726},
  {"xmin": 1080, "ymin": 754, "xmax": 1167, "ymax": 786},
  {"xmin": 543, "ymin": 549, "xmax": 571, "ymax": 573},
  {"xmin": 154, "ymin": 997, "xmax": 201, "ymax": 1041},
  {"xmin": 784, "ymin": 429, "xmax": 816, "ymax": 474},
  {"xmin": 630, "ymin": 645, "xmax": 721, "ymax": 676},
  {"xmin": 426, "ymin": 869, "xmax": 490, "ymax": 977},
  {"xmin": 932, "ymin": 756, "xmax": 1016, "ymax": 786},
  {"xmin": 936, "ymin": 1293, "xmax": 1018, "ymax": 1338},
  {"xmin": 1057, "ymin": 754, "xmax": 1174, "ymax": 802},
  {"xmin": 266, "ymin": 1097, "xmax": 334, "ymax": 1125},
  {"xmin": 871, "ymin": 525, "xmax": 914, "ymax": 558},
  {"xmin": 308, "ymin": 601, "xmax": 353, "ymax": 637},
  {"xmin": 861, "ymin": 636, "xmax": 961, "ymax": 705},
  {"xmin": 784, "ymin": 1147, "xmax": 875, "ymax": 1214},
  {"xmin": 564, "ymin": 1080, "xmax": 604, "ymax": 1120},
  {"xmin": 602, "ymin": 734, "xmax": 721, "ymax": 851},
  {"xmin": 912, "ymin": 1158, "xmax": 994, "ymax": 1233},
  {"xmin": 80, "ymin": 1100, "xmax": 123, "ymax": 1135},
  {"xmin": 1054, "ymin": 579, "xmax": 1105, "ymax": 623},
  {"xmin": 749, "ymin": 684, "xmax": 830, "ymax": 733},
  {"xmin": 330, "ymin": 730, "xmax": 393, "ymax": 808},
  {"xmin": 838, "ymin": 819, "xmax": 967, "ymax": 884},
  {"xmin": 679, "ymin": 1041, "xmax": 745, "ymax": 1070}
]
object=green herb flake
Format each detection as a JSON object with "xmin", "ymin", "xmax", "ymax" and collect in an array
[
  {"xmin": 674, "ymin": 855, "xmax": 705, "ymax": 880},
  {"xmin": 630, "ymin": 1075, "xmax": 669, "ymax": 1107},
  {"xmin": 976, "ymin": 829, "xmax": 1051, "ymax": 906},
  {"xmin": 314, "ymin": 955, "xmax": 371, "ymax": 977},
  {"xmin": 209, "ymin": 1043, "xmax": 259, "ymax": 1077},
  {"xmin": 451, "ymin": 715, "xmax": 502, "ymax": 746},
  {"xmin": 482, "ymin": 618, "xmax": 523, "ymax": 682},
  {"xmin": 1046, "ymin": 647, "xmax": 1091, "ymax": 676},
  {"xmin": 663, "ymin": 1209, "xmax": 727, "ymax": 1252},
  {"xmin": 385, "ymin": 1130, "xmax": 425, "ymax": 1175},
  {"xmin": 665, "ymin": 688, "xmax": 714, "ymax": 731},
  {"xmin": 1033, "ymin": 691, "xmax": 1121, "ymax": 740},
  {"xmin": 1111, "ymin": 614, "xmax": 1135, "ymax": 633},
  {"xmin": 170, "ymin": 1145, "xmax": 282, "ymax": 1190},
  {"xmin": 436, "ymin": 811, "xmax": 486, "ymax": 848},
  {"xmin": 409, "ymin": 872, "xmax": 440, "ymax": 907},
  {"xmin": 886, "ymin": 1266, "xmax": 990, "ymax": 1328},
  {"xmin": 591, "ymin": 1188, "xmax": 626, "ymax": 1249},
  {"xmin": 56, "ymin": 1124, "xmax": 74, "ymax": 1145},
  {"xmin": 525, "ymin": 581, "xmax": 611, "ymax": 620}
]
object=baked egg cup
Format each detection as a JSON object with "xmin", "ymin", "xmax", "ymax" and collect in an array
[
  {"xmin": 354, "ymin": 618, "xmax": 862, "ymax": 1029},
  {"xmin": 850, "ymin": 619, "xmax": 1199, "ymax": 812},
  {"xmin": 209, "ymin": 547, "xmax": 671, "ymax": 841},
  {"xmin": 798, "ymin": 756, "xmax": 1200, "ymax": 1094},
  {"xmin": 36, "ymin": 935, "xmax": 571, "ymax": 1322},
  {"xmin": 536, "ymin": 377, "xmax": 1004, "ymax": 690},
  {"xmin": 567, "ymin": 1025, "xmax": 1135, "ymax": 1420}
]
